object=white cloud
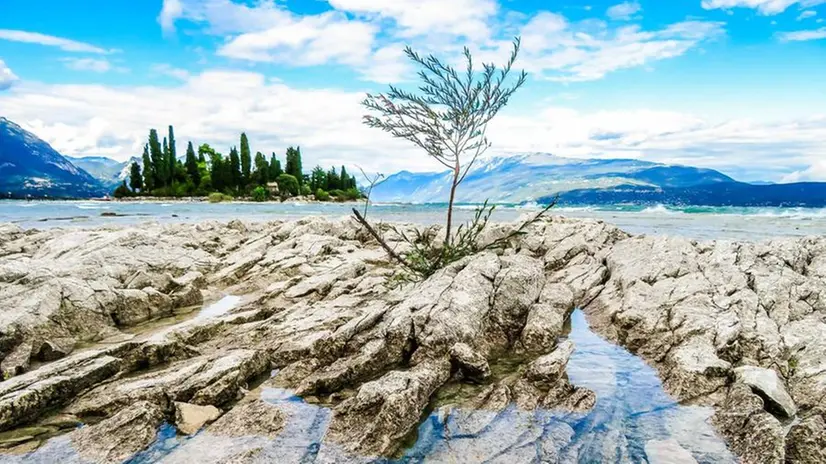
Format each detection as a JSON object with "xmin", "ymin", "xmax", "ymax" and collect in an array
[
  {"xmin": 0, "ymin": 29, "xmax": 111, "ymax": 54},
  {"xmin": 158, "ymin": 0, "xmax": 184, "ymax": 34},
  {"xmin": 797, "ymin": 10, "xmax": 817, "ymax": 20},
  {"xmin": 510, "ymin": 17, "xmax": 725, "ymax": 81},
  {"xmin": 606, "ymin": 2, "xmax": 642, "ymax": 20},
  {"xmin": 1, "ymin": 70, "xmax": 824, "ymax": 182},
  {"xmin": 0, "ymin": 59, "xmax": 17, "ymax": 90},
  {"xmin": 327, "ymin": 0, "xmax": 498, "ymax": 39},
  {"xmin": 701, "ymin": 0, "xmax": 826, "ymax": 15},
  {"xmin": 781, "ymin": 159, "xmax": 826, "ymax": 182},
  {"xmin": 777, "ymin": 26, "xmax": 826, "ymax": 40},
  {"xmin": 151, "ymin": 63, "xmax": 190, "ymax": 80},
  {"xmin": 61, "ymin": 58, "xmax": 126, "ymax": 73}
]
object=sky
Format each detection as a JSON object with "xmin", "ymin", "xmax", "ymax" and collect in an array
[{"xmin": 0, "ymin": 0, "xmax": 825, "ymax": 182}]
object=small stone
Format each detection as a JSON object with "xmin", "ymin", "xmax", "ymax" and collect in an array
[
  {"xmin": 1, "ymin": 341, "xmax": 33, "ymax": 378},
  {"xmin": 36, "ymin": 337, "xmax": 75, "ymax": 362},
  {"xmin": 174, "ymin": 402, "xmax": 222, "ymax": 435}
]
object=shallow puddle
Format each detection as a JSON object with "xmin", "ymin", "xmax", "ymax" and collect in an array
[{"xmin": 1, "ymin": 310, "xmax": 736, "ymax": 463}]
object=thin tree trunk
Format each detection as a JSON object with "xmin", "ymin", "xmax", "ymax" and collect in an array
[{"xmin": 445, "ymin": 163, "xmax": 460, "ymax": 246}]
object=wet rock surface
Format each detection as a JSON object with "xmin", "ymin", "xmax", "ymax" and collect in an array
[{"xmin": 0, "ymin": 216, "xmax": 824, "ymax": 462}]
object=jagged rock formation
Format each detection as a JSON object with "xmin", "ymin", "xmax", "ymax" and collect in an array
[{"xmin": 0, "ymin": 216, "xmax": 824, "ymax": 462}]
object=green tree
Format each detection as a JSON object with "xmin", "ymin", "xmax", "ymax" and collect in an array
[
  {"xmin": 167, "ymin": 125, "xmax": 177, "ymax": 185},
  {"xmin": 162, "ymin": 137, "xmax": 170, "ymax": 186},
  {"xmin": 148, "ymin": 129, "xmax": 164, "ymax": 188},
  {"xmin": 185, "ymin": 141, "xmax": 200, "ymax": 187},
  {"xmin": 141, "ymin": 144, "xmax": 155, "ymax": 192},
  {"xmin": 113, "ymin": 181, "xmax": 131, "ymax": 198},
  {"xmin": 253, "ymin": 152, "xmax": 269, "ymax": 185},
  {"xmin": 269, "ymin": 153, "xmax": 282, "ymax": 180},
  {"xmin": 240, "ymin": 133, "xmax": 252, "ymax": 188},
  {"xmin": 340, "ymin": 165, "xmax": 351, "ymax": 190},
  {"xmin": 129, "ymin": 161, "xmax": 143, "ymax": 192},
  {"xmin": 251, "ymin": 186, "xmax": 269, "ymax": 202},
  {"xmin": 210, "ymin": 153, "xmax": 226, "ymax": 192},
  {"xmin": 285, "ymin": 146, "xmax": 303, "ymax": 184},
  {"xmin": 198, "ymin": 143, "xmax": 215, "ymax": 164},
  {"xmin": 276, "ymin": 173, "xmax": 299, "ymax": 196},
  {"xmin": 310, "ymin": 166, "xmax": 327, "ymax": 191},
  {"xmin": 326, "ymin": 166, "xmax": 340, "ymax": 191},
  {"xmin": 229, "ymin": 147, "xmax": 241, "ymax": 190}
]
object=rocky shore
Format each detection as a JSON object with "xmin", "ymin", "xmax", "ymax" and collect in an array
[{"xmin": 0, "ymin": 216, "xmax": 824, "ymax": 462}]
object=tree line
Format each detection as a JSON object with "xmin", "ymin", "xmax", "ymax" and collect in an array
[{"xmin": 117, "ymin": 126, "xmax": 361, "ymax": 201}]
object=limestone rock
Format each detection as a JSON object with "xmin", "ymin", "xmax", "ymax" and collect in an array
[
  {"xmin": 71, "ymin": 400, "xmax": 164, "ymax": 464},
  {"xmin": 1, "ymin": 341, "xmax": 32, "ymax": 378},
  {"xmin": 786, "ymin": 415, "xmax": 826, "ymax": 463},
  {"xmin": 734, "ymin": 365, "xmax": 797, "ymax": 418},
  {"xmin": 174, "ymin": 402, "xmax": 222, "ymax": 435},
  {"xmin": 449, "ymin": 342, "xmax": 490, "ymax": 382},
  {"xmin": 206, "ymin": 400, "xmax": 284, "ymax": 438},
  {"xmin": 712, "ymin": 383, "xmax": 785, "ymax": 464},
  {"xmin": 34, "ymin": 337, "xmax": 75, "ymax": 362}
]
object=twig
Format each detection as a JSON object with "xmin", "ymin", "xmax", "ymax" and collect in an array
[
  {"xmin": 352, "ymin": 208, "xmax": 413, "ymax": 270},
  {"xmin": 484, "ymin": 196, "xmax": 558, "ymax": 250}
]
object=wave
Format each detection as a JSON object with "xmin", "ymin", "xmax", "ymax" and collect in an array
[
  {"xmin": 76, "ymin": 204, "xmax": 110, "ymax": 210},
  {"xmin": 640, "ymin": 204, "xmax": 680, "ymax": 215}
]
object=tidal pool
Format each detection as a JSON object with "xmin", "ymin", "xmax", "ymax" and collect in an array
[{"xmin": 1, "ymin": 311, "xmax": 736, "ymax": 463}]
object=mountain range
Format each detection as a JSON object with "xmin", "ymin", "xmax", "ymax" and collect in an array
[
  {"xmin": 371, "ymin": 153, "xmax": 826, "ymax": 207},
  {"xmin": 2, "ymin": 117, "xmax": 826, "ymax": 207}
]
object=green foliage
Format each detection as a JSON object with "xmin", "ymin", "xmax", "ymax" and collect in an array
[
  {"xmin": 276, "ymin": 173, "xmax": 299, "ymax": 196},
  {"xmin": 285, "ymin": 147, "xmax": 303, "ymax": 184},
  {"xmin": 185, "ymin": 141, "xmax": 200, "ymax": 187},
  {"xmin": 167, "ymin": 125, "xmax": 177, "ymax": 183},
  {"xmin": 240, "ymin": 133, "xmax": 252, "ymax": 188},
  {"xmin": 269, "ymin": 153, "xmax": 282, "ymax": 180},
  {"xmin": 141, "ymin": 145, "xmax": 154, "ymax": 191},
  {"xmin": 208, "ymin": 192, "xmax": 233, "ymax": 203},
  {"xmin": 330, "ymin": 189, "xmax": 345, "ymax": 199},
  {"xmin": 148, "ymin": 129, "xmax": 164, "ymax": 188},
  {"xmin": 113, "ymin": 181, "xmax": 132, "ymax": 198},
  {"xmin": 253, "ymin": 152, "xmax": 269, "ymax": 185},
  {"xmin": 315, "ymin": 189, "xmax": 330, "ymax": 201},
  {"xmin": 129, "ymin": 161, "xmax": 143, "ymax": 192},
  {"xmin": 310, "ymin": 166, "xmax": 327, "ymax": 191},
  {"xmin": 343, "ymin": 187, "xmax": 362, "ymax": 201},
  {"xmin": 300, "ymin": 184, "xmax": 312, "ymax": 196},
  {"xmin": 229, "ymin": 147, "xmax": 241, "ymax": 190},
  {"xmin": 251, "ymin": 186, "xmax": 269, "ymax": 202}
]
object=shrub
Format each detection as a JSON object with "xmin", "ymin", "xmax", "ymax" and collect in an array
[
  {"xmin": 208, "ymin": 192, "xmax": 232, "ymax": 203},
  {"xmin": 276, "ymin": 174, "xmax": 299, "ymax": 196},
  {"xmin": 300, "ymin": 184, "xmax": 312, "ymax": 196},
  {"xmin": 315, "ymin": 189, "xmax": 331, "ymax": 201},
  {"xmin": 343, "ymin": 187, "xmax": 361, "ymax": 201},
  {"xmin": 113, "ymin": 181, "xmax": 132, "ymax": 198},
  {"xmin": 251, "ymin": 186, "xmax": 269, "ymax": 202}
]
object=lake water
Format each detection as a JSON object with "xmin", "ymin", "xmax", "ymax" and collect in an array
[{"xmin": 3, "ymin": 199, "xmax": 826, "ymax": 241}]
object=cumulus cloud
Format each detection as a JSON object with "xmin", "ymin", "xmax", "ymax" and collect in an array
[
  {"xmin": 159, "ymin": 0, "xmax": 723, "ymax": 84},
  {"xmin": 606, "ymin": 2, "xmax": 642, "ymax": 20},
  {"xmin": 0, "ymin": 59, "xmax": 17, "ymax": 90},
  {"xmin": 778, "ymin": 26, "xmax": 826, "ymax": 40},
  {"xmin": 1, "ymin": 70, "xmax": 824, "ymax": 182},
  {"xmin": 701, "ymin": 0, "xmax": 826, "ymax": 15},
  {"xmin": 0, "ymin": 29, "xmax": 111, "ymax": 53}
]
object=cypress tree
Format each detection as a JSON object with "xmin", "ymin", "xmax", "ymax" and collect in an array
[
  {"xmin": 162, "ymin": 137, "xmax": 170, "ymax": 186},
  {"xmin": 141, "ymin": 144, "xmax": 155, "ymax": 192},
  {"xmin": 168, "ymin": 125, "xmax": 177, "ymax": 185},
  {"xmin": 254, "ymin": 152, "xmax": 268, "ymax": 185},
  {"xmin": 326, "ymin": 166, "xmax": 340, "ymax": 191},
  {"xmin": 185, "ymin": 141, "xmax": 200, "ymax": 187},
  {"xmin": 148, "ymin": 129, "xmax": 164, "ymax": 188},
  {"xmin": 340, "ymin": 166, "xmax": 350, "ymax": 190},
  {"xmin": 311, "ymin": 166, "xmax": 326, "ymax": 191},
  {"xmin": 210, "ymin": 153, "xmax": 225, "ymax": 192},
  {"xmin": 285, "ymin": 146, "xmax": 303, "ymax": 184},
  {"xmin": 229, "ymin": 147, "xmax": 241, "ymax": 190},
  {"xmin": 240, "ymin": 133, "xmax": 251, "ymax": 188},
  {"xmin": 269, "ymin": 153, "xmax": 282, "ymax": 180},
  {"xmin": 129, "ymin": 161, "xmax": 143, "ymax": 192}
]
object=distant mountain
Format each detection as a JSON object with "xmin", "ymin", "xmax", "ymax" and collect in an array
[
  {"xmin": 371, "ymin": 153, "xmax": 736, "ymax": 204},
  {"xmin": 68, "ymin": 155, "xmax": 138, "ymax": 189},
  {"xmin": 371, "ymin": 153, "xmax": 826, "ymax": 207},
  {"xmin": 0, "ymin": 117, "xmax": 106, "ymax": 198}
]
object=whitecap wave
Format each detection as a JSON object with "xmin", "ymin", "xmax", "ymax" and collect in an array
[{"xmin": 640, "ymin": 204, "xmax": 679, "ymax": 215}]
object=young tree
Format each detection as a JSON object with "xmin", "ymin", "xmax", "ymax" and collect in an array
[
  {"xmin": 240, "ymin": 133, "xmax": 252, "ymax": 188},
  {"xmin": 141, "ymin": 144, "xmax": 155, "ymax": 192},
  {"xmin": 185, "ymin": 141, "xmax": 200, "ymax": 187},
  {"xmin": 229, "ymin": 147, "xmax": 241, "ymax": 190},
  {"xmin": 129, "ymin": 161, "xmax": 143, "ymax": 192},
  {"xmin": 148, "ymin": 129, "xmax": 164, "ymax": 188},
  {"xmin": 362, "ymin": 38, "xmax": 527, "ymax": 244}
]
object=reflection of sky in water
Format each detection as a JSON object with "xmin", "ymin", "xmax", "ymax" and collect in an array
[
  {"xmin": 399, "ymin": 310, "xmax": 736, "ymax": 464},
  {"xmin": 1, "ymin": 311, "xmax": 735, "ymax": 464}
]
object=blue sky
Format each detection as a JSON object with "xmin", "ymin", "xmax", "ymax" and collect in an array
[{"xmin": 0, "ymin": 0, "xmax": 825, "ymax": 182}]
